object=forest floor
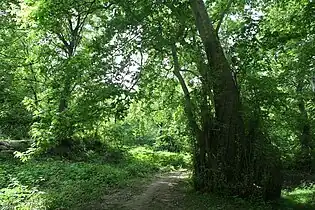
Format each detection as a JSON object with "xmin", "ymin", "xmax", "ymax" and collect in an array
[
  {"xmin": 101, "ymin": 169, "xmax": 189, "ymax": 210},
  {"xmin": 1, "ymin": 146, "xmax": 314, "ymax": 209},
  {"xmin": 93, "ymin": 169, "xmax": 315, "ymax": 210}
]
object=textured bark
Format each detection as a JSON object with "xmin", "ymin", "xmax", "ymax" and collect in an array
[
  {"xmin": 188, "ymin": 0, "xmax": 282, "ymax": 199},
  {"xmin": 190, "ymin": 0, "xmax": 248, "ymax": 190}
]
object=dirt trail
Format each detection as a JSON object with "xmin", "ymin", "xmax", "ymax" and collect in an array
[
  {"xmin": 122, "ymin": 169, "xmax": 189, "ymax": 210},
  {"xmin": 95, "ymin": 169, "xmax": 189, "ymax": 210}
]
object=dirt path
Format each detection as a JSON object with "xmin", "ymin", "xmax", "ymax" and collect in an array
[
  {"xmin": 122, "ymin": 169, "xmax": 189, "ymax": 210},
  {"xmin": 95, "ymin": 169, "xmax": 190, "ymax": 210}
]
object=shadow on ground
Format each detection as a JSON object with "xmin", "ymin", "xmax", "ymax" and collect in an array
[
  {"xmin": 0, "ymin": 147, "xmax": 189, "ymax": 210},
  {"xmin": 141, "ymin": 171, "xmax": 315, "ymax": 210},
  {"xmin": 1, "ymin": 148, "xmax": 314, "ymax": 210}
]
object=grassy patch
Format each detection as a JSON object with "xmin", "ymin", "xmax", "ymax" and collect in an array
[
  {"xmin": 280, "ymin": 185, "xmax": 315, "ymax": 209},
  {"xmin": 283, "ymin": 187, "xmax": 315, "ymax": 204},
  {"xmin": 2, "ymin": 146, "xmax": 314, "ymax": 210},
  {"xmin": 178, "ymin": 177, "xmax": 315, "ymax": 210},
  {"xmin": 177, "ymin": 179, "xmax": 270, "ymax": 210},
  {"xmin": 0, "ymin": 146, "xmax": 189, "ymax": 210},
  {"xmin": 129, "ymin": 147, "xmax": 191, "ymax": 170}
]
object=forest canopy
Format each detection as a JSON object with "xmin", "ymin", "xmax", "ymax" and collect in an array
[{"xmin": 0, "ymin": 0, "xmax": 314, "ymax": 209}]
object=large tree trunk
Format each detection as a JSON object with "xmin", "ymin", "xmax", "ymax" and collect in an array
[
  {"xmin": 190, "ymin": 0, "xmax": 248, "ymax": 192},
  {"xmin": 189, "ymin": 0, "xmax": 282, "ymax": 200}
]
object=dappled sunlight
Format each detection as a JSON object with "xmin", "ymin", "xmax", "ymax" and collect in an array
[
  {"xmin": 1, "ymin": 0, "xmax": 315, "ymax": 209},
  {"xmin": 0, "ymin": 146, "xmax": 189, "ymax": 209},
  {"xmin": 282, "ymin": 186, "xmax": 315, "ymax": 205},
  {"xmin": 166, "ymin": 169, "xmax": 190, "ymax": 180},
  {"xmin": 0, "ymin": 179, "xmax": 48, "ymax": 209}
]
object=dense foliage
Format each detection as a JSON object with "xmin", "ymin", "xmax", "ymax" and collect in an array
[
  {"xmin": 0, "ymin": 0, "xmax": 314, "ymax": 209},
  {"xmin": 0, "ymin": 148, "xmax": 189, "ymax": 209}
]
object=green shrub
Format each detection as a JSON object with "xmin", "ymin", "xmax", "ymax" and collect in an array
[
  {"xmin": 153, "ymin": 135, "xmax": 184, "ymax": 153},
  {"xmin": 282, "ymin": 184, "xmax": 315, "ymax": 207},
  {"xmin": 129, "ymin": 147, "xmax": 191, "ymax": 169},
  {"xmin": 0, "ymin": 179, "xmax": 46, "ymax": 210},
  {"xmin": 0, "ymin": 146, "xmax": 191, "ymax": 209}
]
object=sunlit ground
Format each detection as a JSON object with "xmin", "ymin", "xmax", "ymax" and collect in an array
[
  {"xmin": 0, "ymin": 149, "xmax": 314, "ymax": 210},
  {"xmin": 0, "ymin": 147, "xmax": 189, "ymax": 209}
]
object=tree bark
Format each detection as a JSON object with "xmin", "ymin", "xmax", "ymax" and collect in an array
[
  {"xmin": 188, "ymin": 0, "xmax": 283, "ymax": 200},
  {"xmin": 190, "ymin": 0, "xmax": 247, "ymax": 188}
]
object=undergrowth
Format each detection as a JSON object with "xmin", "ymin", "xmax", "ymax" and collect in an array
[
  {"xmin": 0, "ymin": 146, "xmax": 190, "ymax": 209},
  {"xmin": 179, "ymin": 181, "xmax": 315, "ymax": 210},
  {"xmin": 1, "ymin": 145, "xmax": 314, "ymax": 210}
]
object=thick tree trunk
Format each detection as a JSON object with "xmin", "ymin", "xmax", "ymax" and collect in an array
[
  {"xmin": 190, "ymin": 0, "xmax": 248, "ymax": 192},
  {"xmin": 189, "ymin": 0, "xmax": 282, "ymax": 200}
]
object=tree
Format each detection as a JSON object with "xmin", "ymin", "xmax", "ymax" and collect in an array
[
  {"xmin": 258, "ymin": 0, "xmax": 315, "ymax": 171},
  {"xmin": 0, "ymin": 0, "xmax": 33, "ymax": 139},
  {"xmin": 3, "ymin": 0, "xmax": 315, "ymax": 201},
  {"xmin": 106, "ymin": 0, "xmax": 283, "ymax": 199},
  {"xmin": 177, "ymin": 0, "xmax": 281, "ymax": 199}
]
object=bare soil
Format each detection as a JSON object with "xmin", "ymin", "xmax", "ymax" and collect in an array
[{"xmin": 95, "ymin": 169, "xmax": 190, "ymax": 210}]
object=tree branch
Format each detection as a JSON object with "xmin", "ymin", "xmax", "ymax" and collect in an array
[
  {"xmin": 171, "ymin": 43, "xmax": 201, "ymax": 135},
  {"xmin": 215, "ymin": 0, "xmax": 233, "ymax": 35},
  {"xmin": 180, "ymin": 69, "xmax": 200, "ymax": 77},
  {"xmin": 56, "ymin": 33, "xmax": 70, "ymax": 51}
]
